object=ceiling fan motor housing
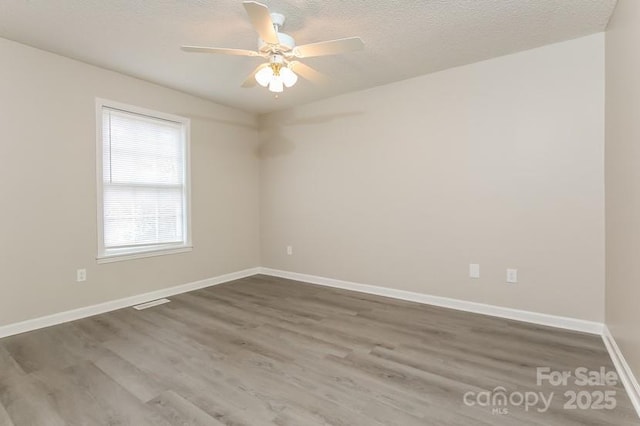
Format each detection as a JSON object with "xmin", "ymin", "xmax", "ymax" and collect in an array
[{"xmin": 259, "ymin": 31, "xmax": 295, "ymax": 53}]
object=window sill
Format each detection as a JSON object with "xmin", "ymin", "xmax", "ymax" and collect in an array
[{"xmin": 97, "ymin": 246, "xmax": 193, "ymax": 264}]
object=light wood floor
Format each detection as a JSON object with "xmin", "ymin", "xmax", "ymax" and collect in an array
[{"xmin": 0, "ymin": 274, "xmax": 637, "ymax": 425}]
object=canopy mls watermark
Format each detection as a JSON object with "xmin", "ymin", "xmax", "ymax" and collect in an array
[{"xmin": 463, "ymin": 366, "xmax": 619, "ymax": 416}]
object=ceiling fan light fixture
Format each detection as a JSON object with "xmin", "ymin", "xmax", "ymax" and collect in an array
[
  {"xmin": 256, "ymin": 56, "xmax": 294, "ymax": 93},
  {"xmin": 280, "ymin": 66, "xmax": 298, "ymax": 88}
]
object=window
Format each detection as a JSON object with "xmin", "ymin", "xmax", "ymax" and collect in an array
[{"xmin": 96, "ymin": 99, "xmax": 191, "ymax": 262}]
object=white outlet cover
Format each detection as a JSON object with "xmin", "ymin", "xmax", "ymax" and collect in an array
[
  {"xmin": 507, "ymin": 268, "xmax": 518, "ymax": 283},
  {"xmin": 469, "ymin": 263, "xmax": 480, "ymax": 279}
]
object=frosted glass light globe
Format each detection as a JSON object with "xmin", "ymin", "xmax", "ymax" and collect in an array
[
  {"xmin": 255, "ymin": 66, "xmax": 273, "ymax": 87},
  {"xmin": 268, "ymin": 76, "xmax": 284, "ymax": 93},
  {"xmin": 280, "ymin": 67, "xmax": 298, "ymax": 88}
]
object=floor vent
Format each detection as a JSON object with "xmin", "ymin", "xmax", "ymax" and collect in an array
[{"xmin": 133, "ymin": 298, "xmax": 171, "ymax": 310}]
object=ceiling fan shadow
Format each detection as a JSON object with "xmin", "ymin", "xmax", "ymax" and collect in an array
[
  {"xmin": 256, "ymin": 110, "xmax": 364, "ymax": 158},
  {"xmin": 282, "ymin": 110, "xmax": 364, "ymax": 126},
  {"xmin": 256, "ymin": 126, "xmax": 296, "ymax": 158},
  {"xmin": 178, "ymin": 113, "xmax": 258, "ymax": 130}
]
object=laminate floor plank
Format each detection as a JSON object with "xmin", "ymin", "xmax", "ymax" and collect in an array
[
  {"xmin": 92, "ymin": 349, "xmax": 168, "ymax": 403},
  {"xmin": 222, "ymin": 341, "xmax": 443, "ymax": 426},
  {"xmin": 0, "ymin": 374, "xmax": 67, "ymax": 426},
  {"xmin": 0, "ymin": 345, "xmax": 24, "ymax": 384},
  {"xmin": 0, "ymin": 403, "xmax": 13, "ymax": 426},
  {"xmin": 148, "ymin": 390, "xmax": 227, "ymax": 426},
  {"xmin": 0, "ymin": 274, "xmax": 637, "ymax": 425},
  {"xmin": 101, "ymin": 331, "xmax": 285, "ymax": 423},
  {"xmin": 2, "ymin": 323, "xmax": 109, "ymax": 374},
  {"xmin": 28, "ymin": 361, "xmax": 172, "ymax": 426},
  {"xmin": 72, "ymin": 314, "xmax": 126, "ymax": 343}
]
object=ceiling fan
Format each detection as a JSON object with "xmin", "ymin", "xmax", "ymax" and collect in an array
[{"xmin": 181, "ymin": 1, "xmax": 364, "ymax": 93}]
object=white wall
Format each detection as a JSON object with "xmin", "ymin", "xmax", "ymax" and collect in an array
[
  {"xmin": 605, "ymin": 0, "xmax": 640, "ymax": 382},
  {"xmin": 260, "ymin": 34, "xmax": 605, "ymax": 321},
  {"xmin": 0, "ymin": 38, "xmax": 261, "ymax": 326}
]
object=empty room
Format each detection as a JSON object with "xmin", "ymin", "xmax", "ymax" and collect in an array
[{"xmin": 1, "ymin": 0, "xmax": 639, "ymax": 424}]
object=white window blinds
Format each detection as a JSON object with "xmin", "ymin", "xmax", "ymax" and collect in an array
[{"xmin": 99, "ymin": 104, "xmax": 190, "ymax": 259}]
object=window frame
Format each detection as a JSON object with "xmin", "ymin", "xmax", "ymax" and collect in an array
[{"xmin": 95, "ymin": 98, "xmax": 192, "ymax": 264}]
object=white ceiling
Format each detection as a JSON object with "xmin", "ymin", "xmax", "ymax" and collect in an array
[{"xmin": 0, "ymin": 0, "xmax": 617, "ymax": 114}]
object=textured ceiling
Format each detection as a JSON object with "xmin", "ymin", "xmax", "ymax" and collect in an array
[{"xmin": 0, "ymin": 0, "xmax": 617, "ymax": 113}]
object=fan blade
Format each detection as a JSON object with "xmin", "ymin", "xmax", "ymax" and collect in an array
[
  {"xmin": 288, "ymin": 61, "xmax": 328, "ymax": 84},
  {"xmin": 181, "ymin": 46, "xmax": 260, "ymax": 56},
  {"xmin": 243, "ymin": 1, "xmax": 279, "ymax": 45},
  {"xmin": 242, "ymin": 63, "xmax": 270, "ymax": 88},
  {"xmin": 293, "ymin": 37, "xmax": 364, "ymax": 58}
]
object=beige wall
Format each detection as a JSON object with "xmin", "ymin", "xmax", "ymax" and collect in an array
[
  {"xmin": 260, "ymin": 34, "xmax": 605, "ymax": 321},
  {"xmin": 0, "ymin": 32, "xmax": 609, "ymax": 327},
  {"xmin": 605, "ymin": 0, "xmax": 640, "ymax": 381},
  {"xmin": 0, "ymin": 38, "xmax": 261, "ymax": 326}
]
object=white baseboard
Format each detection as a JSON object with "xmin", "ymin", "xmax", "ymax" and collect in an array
[
  {"xmin": 0, "ymin": 267, "xmax": 260, "ymax": 339},
  {"xmin": 0, "ymin": 267, "xmax": 602, "ymax": 339},
  {"xmin": 603, "ymin": 326, "xmax": 640, "ymax": 418},
  {"xmin": 259, "ymin": 268, "xmax": 604, "ymax": 335}
]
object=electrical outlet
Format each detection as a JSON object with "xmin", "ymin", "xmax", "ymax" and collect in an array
[
  {"xmin": 286, "ymin": 245, "xmax": 293, "ymax": 255},
  {"xmin": 469, "ymin": 263, "xmax": 480, "ymax": 279},
  {"xmin": 76, "ymin": 269, "xmax": 87, "ymax": 282},
  {"xmin": 506, "ymin": 268, "xmax": 518, "ymax": 283}
]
